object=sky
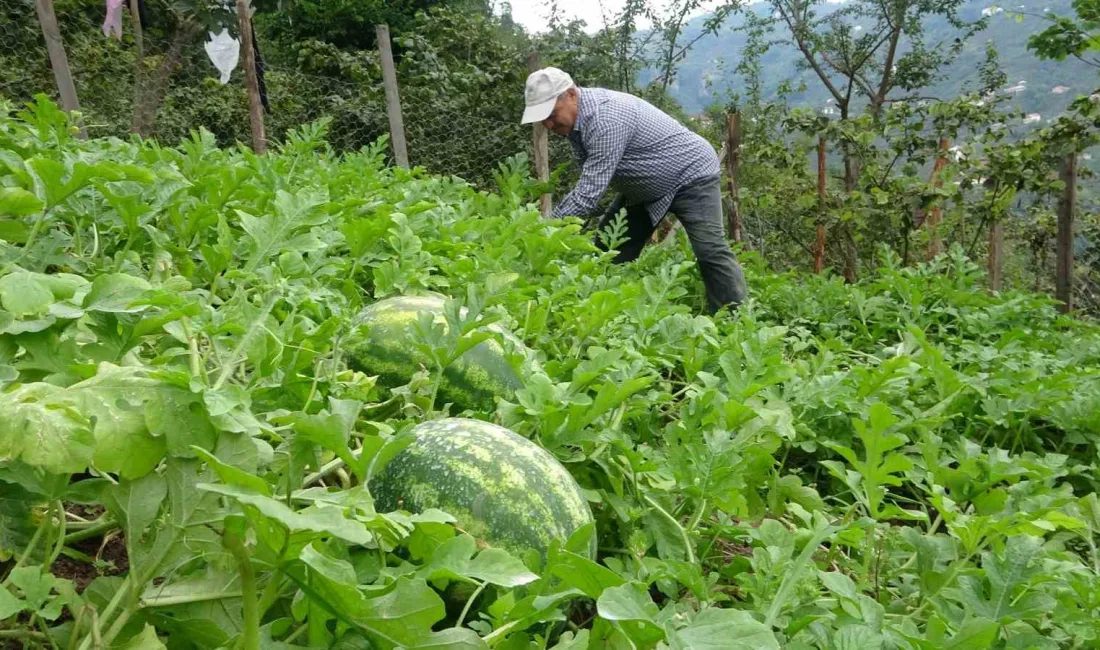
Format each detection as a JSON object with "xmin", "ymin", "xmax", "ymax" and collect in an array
[{"xmin": 509, "ymin": 0, "xmax": 722, "ymax": 35}]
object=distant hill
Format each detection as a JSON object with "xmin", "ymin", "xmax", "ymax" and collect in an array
[{"xmin": 646, "ymin": 0, "xmax": 1099, "ymax": 122}]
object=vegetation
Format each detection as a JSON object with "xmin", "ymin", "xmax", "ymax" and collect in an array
[
  {"xmin": 1, "ymin": 91, "xmax": 1100, "ymax": 649},
  {"xmin": 3, "ymin": 0, "xmax": 1100, "ymax": 647}
]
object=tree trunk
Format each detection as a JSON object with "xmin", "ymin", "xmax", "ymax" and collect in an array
[
  {"xmin": 925, "ymin": 138, "xmax": 949, "ymax": 259},
  {"xmin": 1056, "ymin": 152, "xmax": 1076, "ymax": 312},
  {"xmin": 725, "ymin": 112, "xmax": 743, "ymax": 242},
  {"xmin": 988, "ymin": 220, "xmax": 1003, "ymax": 291},
  {"xmin": 132, "ymin": 22, "xmax": 200, "ymax": 137},
  {"xmin": 815, "ymin": 136, "xmax": 826, "ymax": 273}
]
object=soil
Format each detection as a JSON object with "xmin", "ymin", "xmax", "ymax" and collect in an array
[{"xmin": 49, "ymin": 532, "xmax": 128, "ymax": 594}]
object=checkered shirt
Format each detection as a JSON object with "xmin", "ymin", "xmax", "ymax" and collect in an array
[{"xmin": 552, "ymin": 87, "xmax": 721, "ymax": 225}]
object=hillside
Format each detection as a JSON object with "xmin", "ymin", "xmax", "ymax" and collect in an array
[{"xmin": 653, "ymin": 0, "xmax": 1098, "ymax": 120}]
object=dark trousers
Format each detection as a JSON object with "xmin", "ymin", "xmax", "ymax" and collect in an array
[{"xmin": 595, "ymin": 175, "xmax": 748, "ymax": 314}]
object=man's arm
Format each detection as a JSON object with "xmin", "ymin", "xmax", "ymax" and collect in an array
[{"xmin": 552, "ymin": 111, "xmax": 632, "ymax": 218}]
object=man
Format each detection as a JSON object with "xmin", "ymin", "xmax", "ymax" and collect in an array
[{"xmin": 520, "ymin": 67, "xmax": 748, "ymax": 314}]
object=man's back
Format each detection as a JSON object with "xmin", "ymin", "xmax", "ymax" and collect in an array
[{"xmin": 558, "ymin": 87, "xmax": 719, "ymax": 223}]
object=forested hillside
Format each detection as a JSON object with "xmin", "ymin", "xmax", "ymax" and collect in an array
[{"xmin": 655, "ymin": 0, "xmax": 1097, "ymax": 120}]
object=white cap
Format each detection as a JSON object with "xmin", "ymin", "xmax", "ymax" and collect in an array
[{"xmin": 521, "ymin": 67, "xmax": 574, "ymax": 124}]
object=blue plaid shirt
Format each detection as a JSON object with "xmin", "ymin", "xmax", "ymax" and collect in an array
[{"xmin": 552, "ymin": 87, "xmax": 721, "ymax": 225}]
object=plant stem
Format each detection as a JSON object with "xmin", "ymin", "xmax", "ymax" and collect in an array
[
  {"xmin": 47, "ymin": 501, "xmax": 66, "ymax": 567},
  {"xmin": 63, "ymin": 518, "xmax": 117, "ymax": 545},
  {"xmin": 0, "ymin": 630, "xmax": 47, "ymax": 640},
  {"xmin": 256, "ymin": 570, "xmax": 286, "ymax": 621},
  {"xmin": 3, "ymin": 512, "xmax": 50, "ymax": 583},
  {"xmin": 224, "ymin": 528, "xmax": 259, "ymax": 650},
  {"xmin": 2, "ymin": 207, "xmax": 51, "ymax": 275},
  {"xmin": 454, "ymin": 580, "xmax": 487, "ymax": 630}
]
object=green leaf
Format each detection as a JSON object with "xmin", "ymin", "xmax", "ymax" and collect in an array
[
  {"xmin": 547, "ymin": 549, "xmax": 625, "ymax": 599},
  {"xmin": 83, "ymin": 273, "xmax": 152, "ymax": 313},
  {"xmin": 198, "ymin": 483, "xmax": 375, "ymax": 546},
  {"xmin": 833, "ymin": 625, "xmax": 884, "ymax": 650},
  {"xmin": 102, "ymin": 472, "xmax": 168, "ymax": 561},
  {"xmin": 238, "ymin": 189, "xmax": 329, "ymax": 271},
  {"xmin": 0, "ymin": 187, "xmax": 43, "ymax": 217},
  {"xmin": 943, "ymin": 617, "xmax": 1000, "ymax": 649},
  {"xmin": 466, "ymin": 548, "xmax": 539, "ymax": 588},
  {"xmin": 407, "ymin": 629, "xmax": 489, "ymax": 649},
  {"xmin": 0, "ymin": 583, "xmax": 25, "ymax": 619},
  {"xmin": 596, "ymin": 583, "xmax": 665, "ymax": 646},
  {"xmin": 191, "ymin": 446, "xmax": 271, "ymax": 496},
  {"xmin": 672, "ymin": 609, "xmax": 778, "ymax": 650},
  {"xmin": 0, "ymin": 271, "xmax": 54, "ymax": 316},
  {"xmin": 549, "ymin": 631, "xmax": 589, "ymax": 649},
  {"xmin": 0, "ymin": 383, "xmax": 94, "ymax": 474},
  {"xmin": 424, "ymin": 536, "xmax": 539, "ymax": 588},
  {"xmin": 116, "ymin": 623, "xmax": 168, "ymax": 650}
]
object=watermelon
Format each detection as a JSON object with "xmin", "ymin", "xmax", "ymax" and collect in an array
[
  {"xmin": 370, "ymin": 418, "xmax": 596, "ymax": 561},
  {"xmin": 344, "ymin": 295, "xmax": 528, "ymax": 413}
]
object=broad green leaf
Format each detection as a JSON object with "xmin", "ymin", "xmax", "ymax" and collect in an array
[
  {"xmin": 116, "ymin": 623, "xmax": 168, "ymax": 650},
  {"xmin": 83, "ymin": 273, "xmax": 152, "ymax": 313},
  {"xmin": 943, "ymin": 617, "xmax": 999, "ymax": 649},
  {"xmin": 0, "ymin": 271, "xmax": 54, "ymax": 315},
  {"xmin": 238, "ymin": 189, "xmax": 329, "ymax": 271},
  {"xmin": 103, "ymin": 472, "xmax": 169, "ymax": 561},
  {"xmin": 191, "ymin": 446, "xmax": 271, "ymax": 496},
  {"xmin": 549, "ymin": 631, "xmax": 589, "ymax": 649},
  {"xmin": 406, "ymin": 628, "xmax": 488, "ymax": 649},
  {"xmin": 548, "ymin": 549, "xmax": 625, "ymax": 599},
  {"xmin": 0, "ymin": 383, "xmax": 94, "ymax": 474},
  {"xmin": 198, "ymin": 483, "xmax": 374, "ymax": 546},
  {"xmin": 0, "ymin": 480, "xmax": 37, "ymax": 562},
  {"xmin": 466, "ymin": 548, "xmax": 539, "ymax": 588},
  {"xmin": 596, "ymin": 583, "xmax": 665, "ymax": 646},
  {"xmin": 672, "ymin": 609, "xmax": 778, "ymax": 650},
  {"xmin": 424, "ymin": 536, "xmax": 538, "ymax": 588},
  {"xmin": 0, "ymin": 584, "xmax": 24, "ymax": 619},
  {"xmin": 0, "ymin": 187, "xmax": 42, "ymax": 216},
  {"xmin": 833, "ymin": 625, "xmax": 884, "ymax": 650}
]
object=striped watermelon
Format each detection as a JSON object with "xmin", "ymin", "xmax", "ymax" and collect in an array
[
  {"xmin": 369, "ymin": 418, "xmax": 596, "ymax": 561},
  {"xmin": 343, "ymin": 295, "xmax": 528, "ymax": 413}
]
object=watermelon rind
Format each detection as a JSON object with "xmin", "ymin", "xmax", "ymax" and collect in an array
[{"xmin": 369, "ymin": 417, "xmax": 596, "ymax": 561}]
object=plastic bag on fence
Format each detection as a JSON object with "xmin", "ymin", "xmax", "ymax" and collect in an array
[
  {"xmin": 204, "ymin": 28, "xmax": 240, "ymax": 85},
  {"xmin": 102, "ymin": 0, "xmax": 124, "ymax": 40}
]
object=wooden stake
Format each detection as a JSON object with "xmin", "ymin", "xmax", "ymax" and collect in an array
[
  {"xmin": 528, "ymin": 52, "xmax": 551, "ymax": 218},
  {"xmin": 1057, "ymin": 152, "xmax": 1076, "ymax": 313},
  {"xmin": 815, "ymin": 136, "xmax": 826, "ymax": 274},
  {"xmin": 129, "ymin": 0, "xmax": 145, "ymax": 135},
  {"xmin": 926, "ymin": 137, "xmax": 949, "ymax": 259},
  {"xmin": 376, "ymin": 24, "xmax": 408, "ymax": 168},
  {"xmin": 725, "ymin": 112, "xmax": 743, "ymax": 242},
  {"xmin": 988, "ymin": 220, "xmax": 1003, "ymax": 292},
  {"xmin": 237, "ymin": 0, "xmax": 266, "ymax": 154},
  {"xmin": 33, "ymin": 0, "xmax": 86, "ymax": 138}
]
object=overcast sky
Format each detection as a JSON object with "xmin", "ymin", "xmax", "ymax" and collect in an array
[{"xmin": 509, "ymin": 0, "xmax": 723, "ymax": 34}]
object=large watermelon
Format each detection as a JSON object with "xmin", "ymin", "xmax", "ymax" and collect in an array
[
  {"xmin": 369, "ymin": 418, "xmax": 596, "ymax": 561},
  {"xmin": 344, "ymin": 295, "xmax": 528, "ymax": 413}
]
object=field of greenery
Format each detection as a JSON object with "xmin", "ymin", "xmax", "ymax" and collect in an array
[{"xmin": 1, "ymin": 94, "xmax": 1100, "ymax": 649}]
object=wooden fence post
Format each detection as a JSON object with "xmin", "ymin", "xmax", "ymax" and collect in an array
[
  {"xmin": 1057, "ymin": 152, "xmax": 1077, "ymax": 313},
  {"xmin": 725, "ymin": 112, "xmax": 743, "ymax": 242},
  {"xmin": 988, "ymin": 221, "xmax": 1003, "ymax": 291},
  {"xmin": 527, "ymin": 52, "xmax": 551, "ymax": 218},
  {"xmin": 33, "ymin": 0, "xmax": 86, "ymax": 138},
  {"xmin": 236, "ymin": 0, "xmax": 266, "ymax": 154},
  {"xmin": 815, "ymin": 136, "xmax": 826, "ymax": 274},
  {"xmin": 926, "ymin": 138, "xmax": 949, "ymax": 259},
  {"xmin": 376, "ymin": 24, "xmax": 409, "ymax": 168}
]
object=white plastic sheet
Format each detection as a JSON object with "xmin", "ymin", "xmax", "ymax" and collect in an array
[
  {"xmin": 102, "ymin": 0, "xmax": 124, "ymax": 40},
  {"xmin": 204, "ymin": 28, "xmax": 240, "ymax": 85}
]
